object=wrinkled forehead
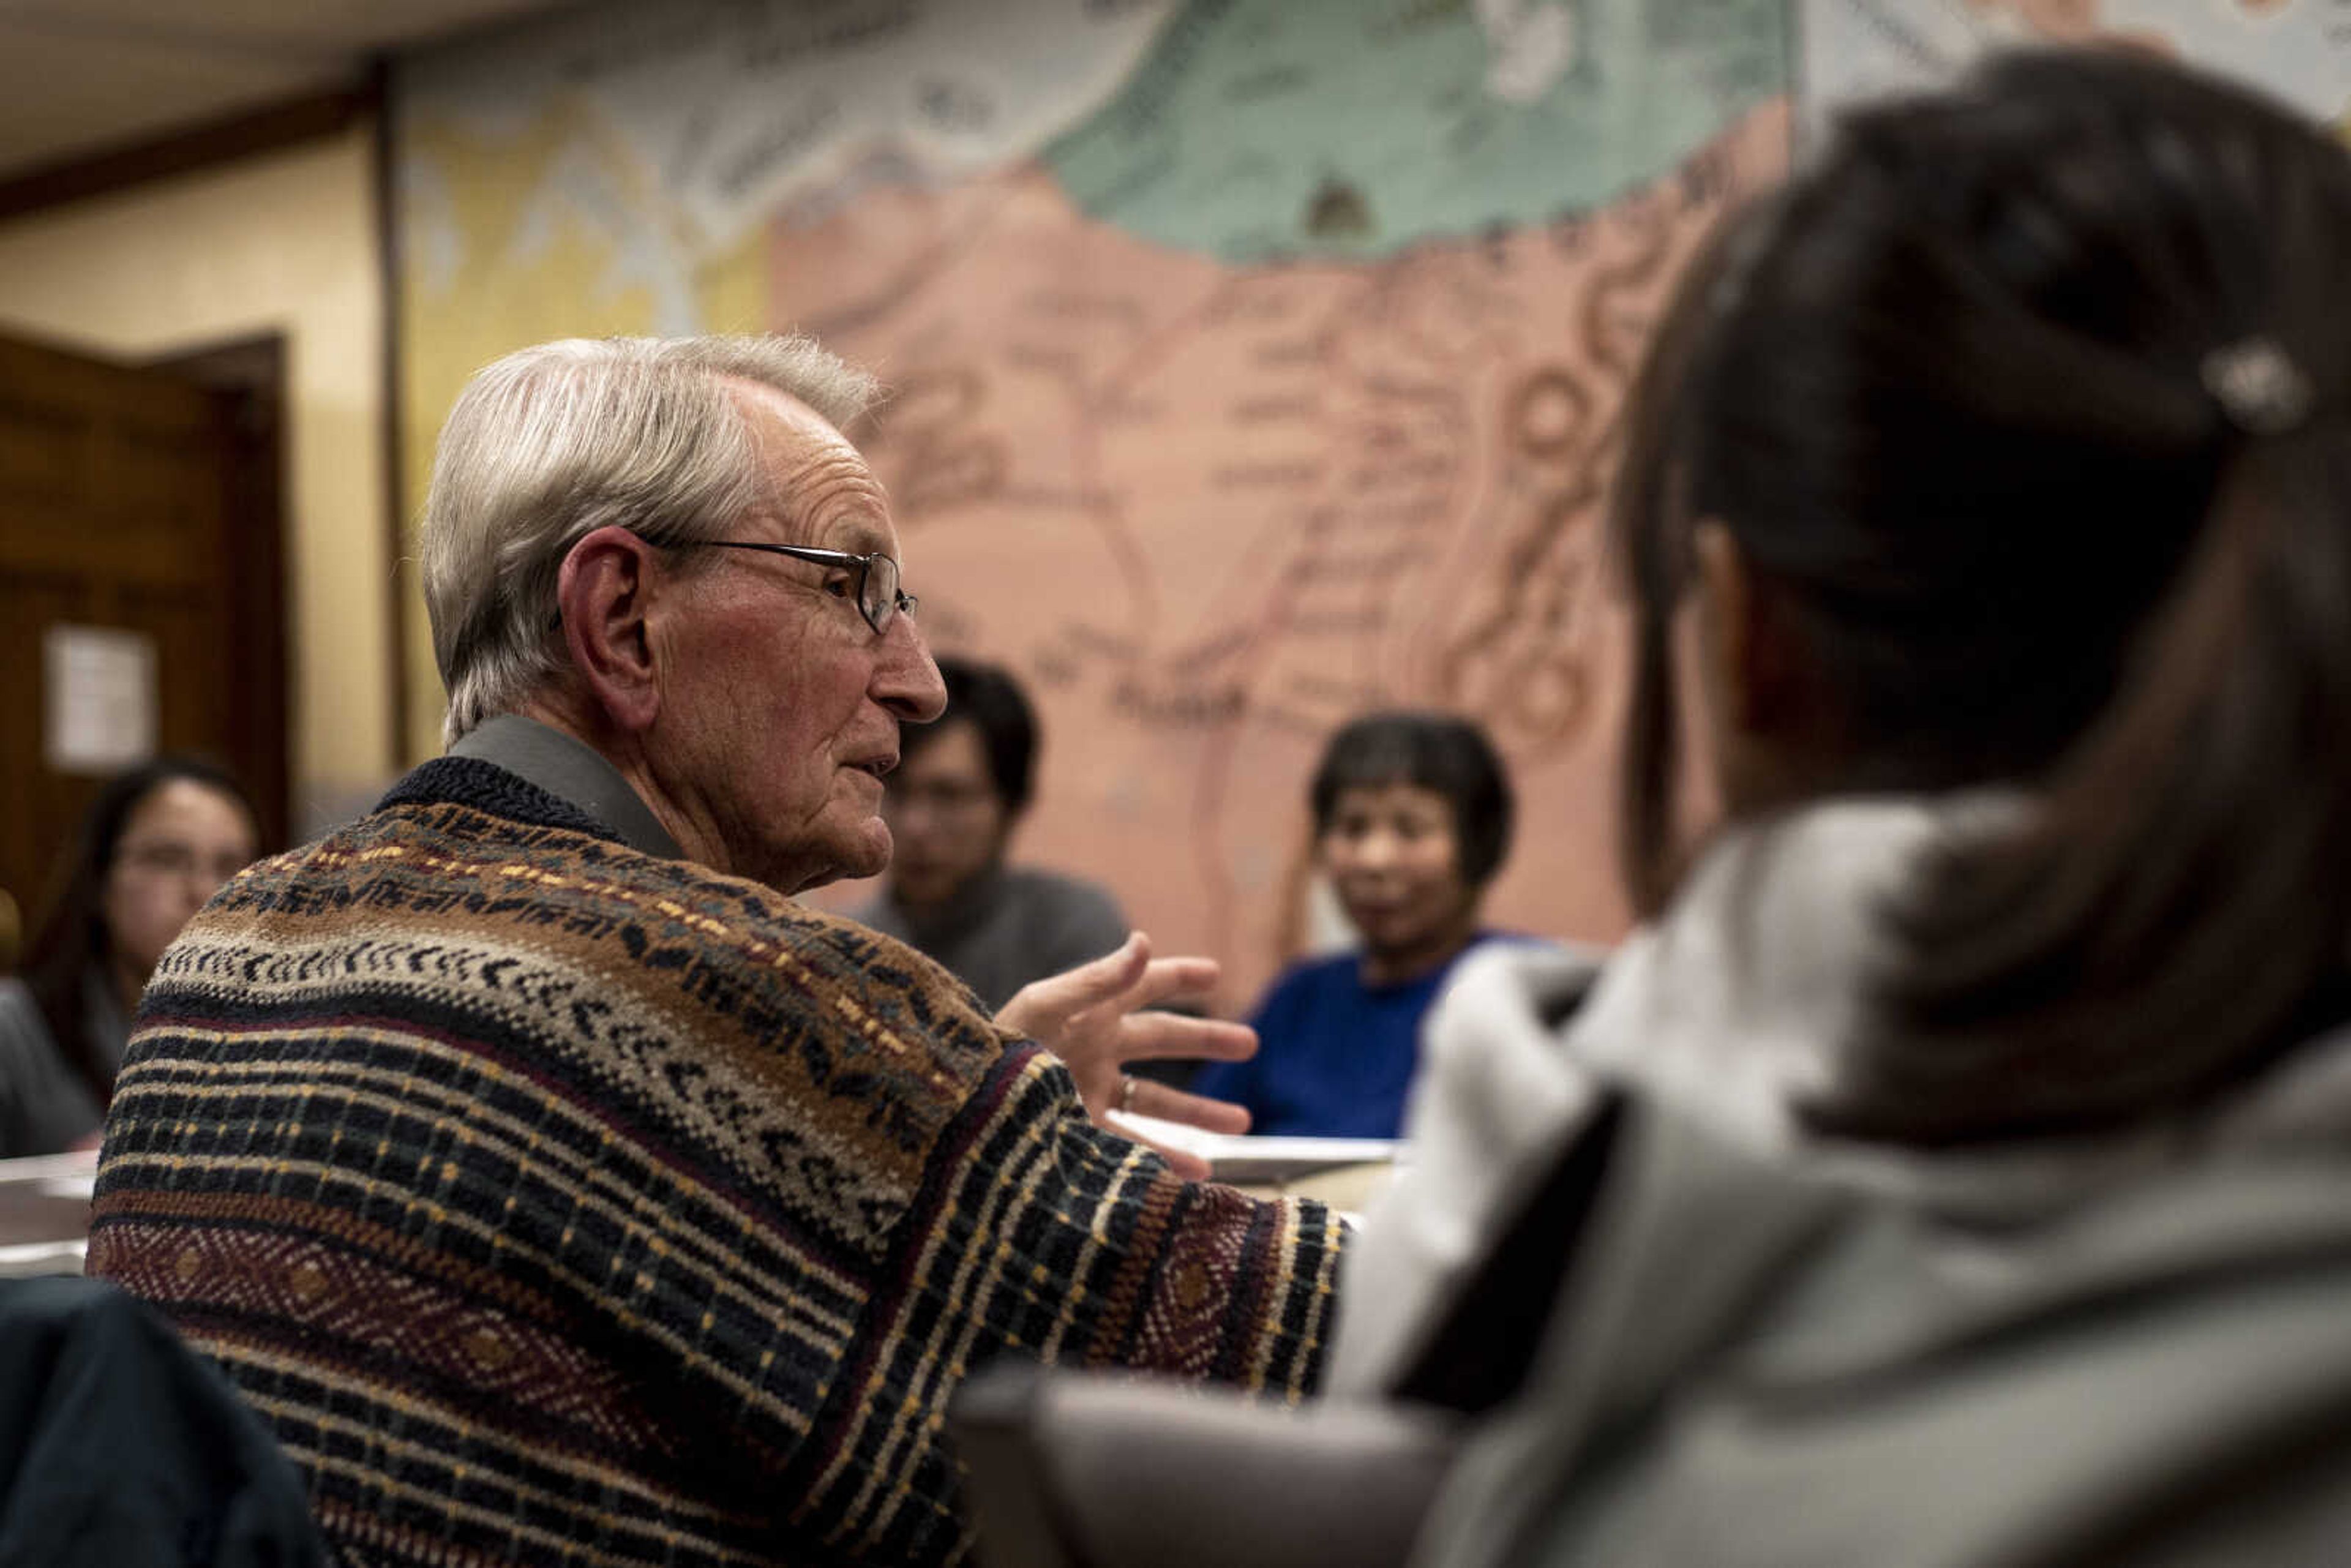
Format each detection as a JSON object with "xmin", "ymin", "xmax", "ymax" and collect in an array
[{"xmin": 719, "ymin": 375, "xmax": 895, "ymax": 555}]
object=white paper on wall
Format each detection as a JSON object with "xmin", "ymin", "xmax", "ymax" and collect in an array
[{"xmin": 43, "ymin": 625, "xmax": 158, "ymax": 775}]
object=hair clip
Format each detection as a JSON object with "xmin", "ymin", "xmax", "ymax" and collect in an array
[{"xmin": 2202, "ymin": 337, "xmax": 2313, "ymax": 436}]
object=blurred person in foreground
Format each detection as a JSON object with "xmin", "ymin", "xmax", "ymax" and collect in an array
[
  {"xmin": 0, "ymin": 756, "xmax": 256, "ymax": 1157},
  {"xmin": 1320, "ymin": 48, "xmax": 2351, "ymax": 1568},
  {"xmin": 87, "ymin": 335, "xmax": 1341, "ymax": 1568},
  {"xmin": 855, "ymin": 655, "xmax": 1128, "ymax": 1011},
  {"xmin": 1192, "ymin": 711, "xmax": 1518, "ymax": 1138}
]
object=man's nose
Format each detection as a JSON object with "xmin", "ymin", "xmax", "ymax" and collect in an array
[{"xmin": 877, "ymin": 618, "xmax": 948, "ymax": 721}]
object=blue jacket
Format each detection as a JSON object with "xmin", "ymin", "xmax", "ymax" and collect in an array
[{"xmin": 1194, "ymin": 936, "xmax": 1511, "ymax": 1138}]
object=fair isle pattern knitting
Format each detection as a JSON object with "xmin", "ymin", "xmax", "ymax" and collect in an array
[{"xmin": 89, "ymin": 758, "xmax": 1341, "ymax": 1568}]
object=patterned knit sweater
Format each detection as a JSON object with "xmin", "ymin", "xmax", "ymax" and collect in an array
[{"xmin": 89, "ymin": 759, "xmax": 1343, "ymax": 1568}]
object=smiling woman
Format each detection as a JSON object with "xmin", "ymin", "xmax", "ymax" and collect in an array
[
  {"xmin": 1190, "ymin": 710, "xmax": 1521, "ymax": 1138},
  {"xmin": 0, "ymin": 756, "xmax": 259, "ymax": 1157}
]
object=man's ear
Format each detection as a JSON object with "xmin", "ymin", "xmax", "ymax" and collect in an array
[{"xmin": 556, "ymin": 525, "xmax": 664, "ymax": 734}]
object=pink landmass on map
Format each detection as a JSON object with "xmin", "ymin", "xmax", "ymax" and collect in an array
[{"xmin": 778, "ymin": 102, "xmax": 1791, "ymax": 1010}]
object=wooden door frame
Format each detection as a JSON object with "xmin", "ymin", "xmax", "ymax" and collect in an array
[{"xmin": 144, "ymin": 334, "xmax": 292, "ymax": 854}]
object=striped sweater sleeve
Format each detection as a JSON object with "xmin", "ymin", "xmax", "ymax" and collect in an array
[{"xmin": 89, "ymin": 782, "xmax": 1341, "ymax": 1568}]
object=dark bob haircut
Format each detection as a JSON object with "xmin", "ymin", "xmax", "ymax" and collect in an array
[
  {"xmin": 1309, "ymin": 711, "xmax": 1514, "ymax": 887},
  {"xmin": 899, "ymin": 656, "xmax": 1039, "ymax": 814}
]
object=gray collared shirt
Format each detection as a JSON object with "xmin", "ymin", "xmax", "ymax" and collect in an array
[
  {"xmin": 449, "ymin": 715, "xmax": 684, "ymax": 860},
  {"xmin": 853, "ymin": 866, "xmax": 1130, "ymax": 1013}
]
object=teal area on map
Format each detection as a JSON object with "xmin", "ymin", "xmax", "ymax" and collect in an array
[{"xmin": 1043, "ymin": 0, "xmax": 1786, "ymax": 263}]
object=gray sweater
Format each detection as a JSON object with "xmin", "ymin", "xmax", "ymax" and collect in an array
[
  {"xmin": 0, "ymin": 973, "xmax": 122, "ymax": 1158},
  {"xmin": 854, "ymin": 866, "xmax": 1129, "ymax": 1013}
]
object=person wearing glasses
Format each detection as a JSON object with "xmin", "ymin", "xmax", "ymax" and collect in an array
[
  {"xmin": 86, "ymin": 336, "xmax": 1340, "ymax": 1568},
  {"xmin": 855, "ymin": 655, "xmax": 1130, "ymax": 1012},
  {"xmin": 0, "ymin": 756, "xmax": 257, "ymax": 1157}
]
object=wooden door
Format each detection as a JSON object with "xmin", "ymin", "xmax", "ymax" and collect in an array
[{"xmin": 0, "ymin": 328, "xmax": 288, "ymax": 931}]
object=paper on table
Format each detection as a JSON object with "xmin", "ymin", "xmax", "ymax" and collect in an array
[
  {"xmin": 1106, "ymin": 1111, "xmax": 1398, "ymax": 1184},
  {"xmin": 0, "ymin": 1239, "xmax": 86, "ymax": 1278}
]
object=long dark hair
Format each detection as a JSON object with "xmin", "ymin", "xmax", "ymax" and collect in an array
[
  {"xmin": 18, "ymin": 755, "xmax": 258, "ymax": 1106},
  {"xmin": 1615, "ymin": 50, "xmax": 2351, "ymax": 1145}
]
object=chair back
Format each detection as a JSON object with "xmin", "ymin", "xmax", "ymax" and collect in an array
[
  {"xmin": 954, "ymin": 1366, "xmax": 1458, "ymax": 1568},
  {"xmin": 0, "ymin": 1275, "xmax": 329, "ymax": 1567}
]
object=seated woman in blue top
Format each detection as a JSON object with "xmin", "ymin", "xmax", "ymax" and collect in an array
[{"xmin": 1194, "ymin": 711, "xmax": 1515, "ymax": 1138}]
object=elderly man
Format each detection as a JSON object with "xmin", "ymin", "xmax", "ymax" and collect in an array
[{"xmin": 88, "ymin": 336, "xmax": 1341, "ymax": 1568}]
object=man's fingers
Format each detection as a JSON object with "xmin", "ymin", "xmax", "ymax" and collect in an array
[
  {"xmin": 997, "ymin": 932, "xmax": 1149, "ymax": 1037},
  {"xmin": 1124, "ymin": 1078, "xmax": 1251, "ymax": 1138},
  {"xmin": 1128, "ymin": 955, "xmax": 1221, "ymax": 1010},
  {"xmin": 1114, "ymin": 1015, "xmax": 1256, "ymax": 1065}
]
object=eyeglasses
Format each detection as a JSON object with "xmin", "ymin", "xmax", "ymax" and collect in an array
[
  {"xmin": 694, "ymin": 541, "xmax": 918, "ymax": 637},
  {"xmin": 116, "ymin": 840, "xmax": 249, "ymax": 889}
]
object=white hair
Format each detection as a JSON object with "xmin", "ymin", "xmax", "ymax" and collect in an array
[{"xmin": 419, "ymin": 334, "xmax": 881, "ymax": 745}]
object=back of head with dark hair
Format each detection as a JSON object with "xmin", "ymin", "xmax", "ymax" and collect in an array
[
  {"xmin": 1614, "ymin": 48, "xmax": 2351, "ymax": 1144},
  {"xmin": 1310, "ymin": 711, "xmax": 1515, "ymax": 887},
  {"xmin": 19, "ymin": 754, "xmax": 258, "ymax": 1105},
  {"xmin": 900, "ymin": 656, "xmax": 1039, "ymax": 814}
]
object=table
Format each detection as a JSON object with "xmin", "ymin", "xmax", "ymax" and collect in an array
[
  {"xmin": 0, "ymin": 1149, "xmax": 96, "ymax": 1277},
  {"xmin": 1231, "ymin": 1161, "xmax": 1394, "ymax": 1218}
]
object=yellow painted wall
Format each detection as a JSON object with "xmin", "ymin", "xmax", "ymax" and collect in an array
[{"xmin": 0, "ymin": 126, "xmax": 396, "ymax": 831}]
